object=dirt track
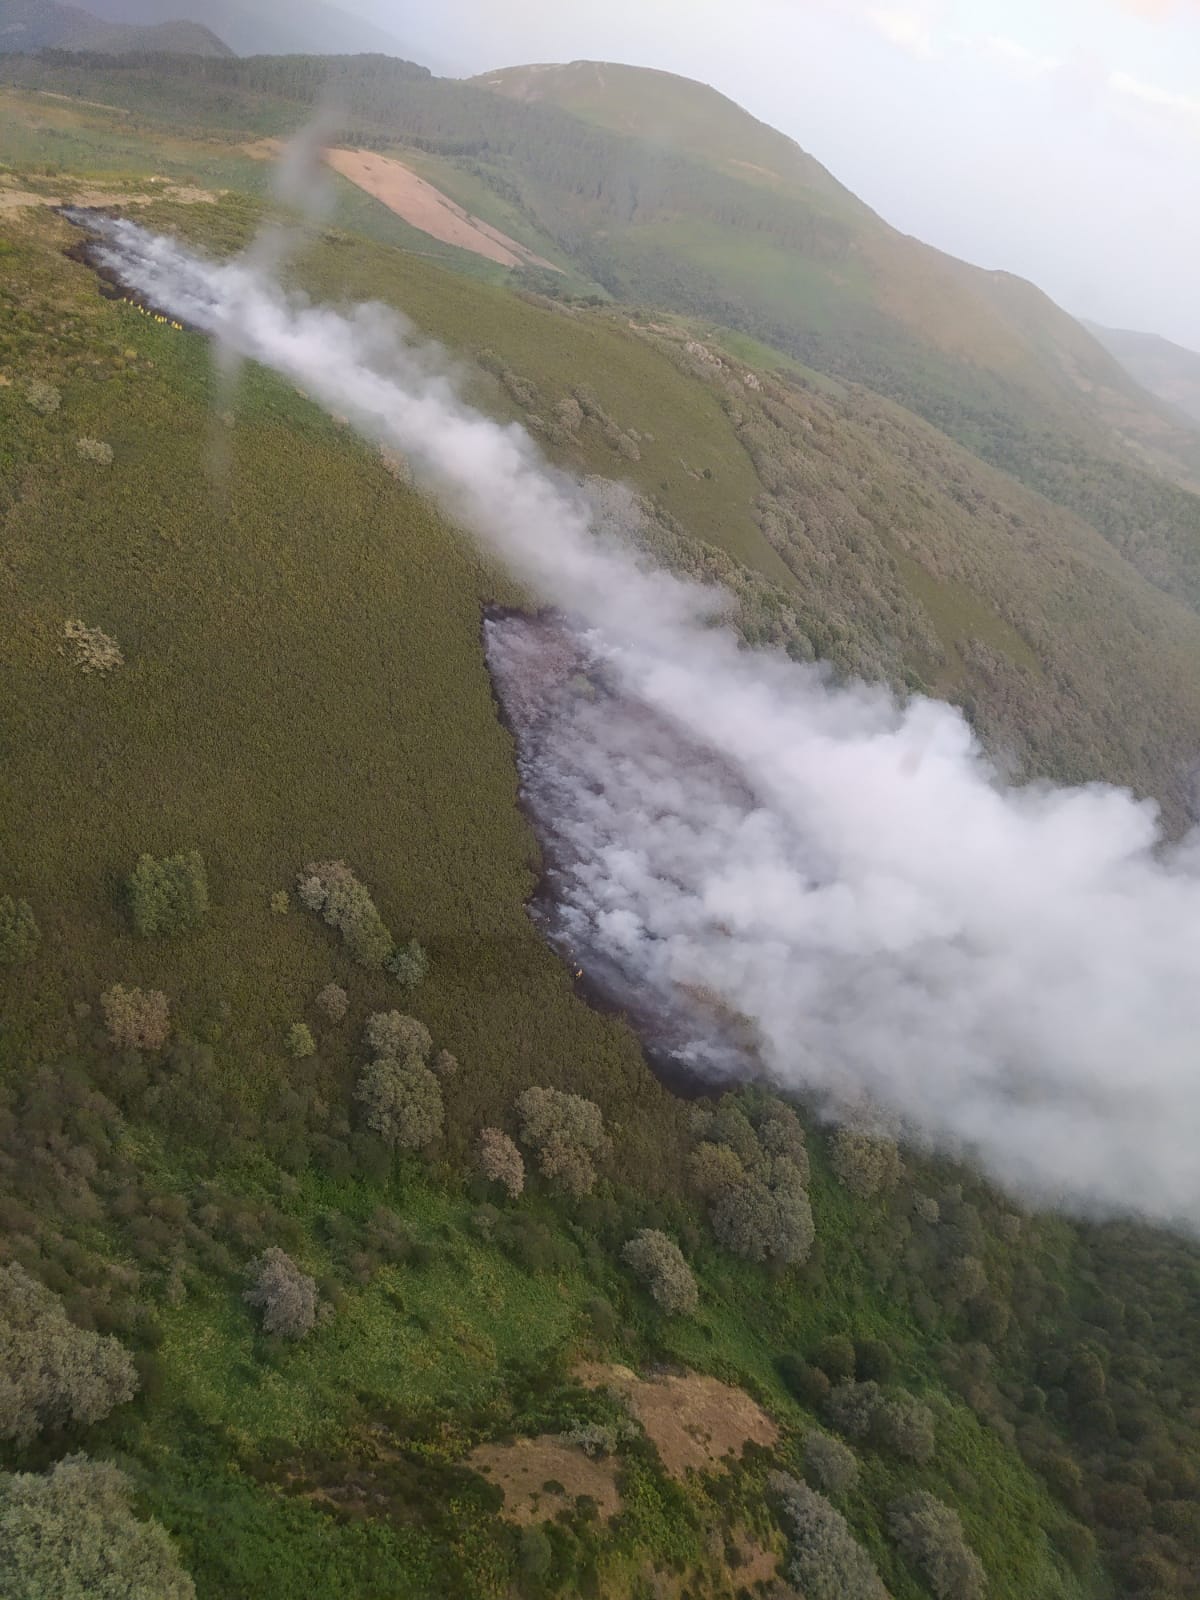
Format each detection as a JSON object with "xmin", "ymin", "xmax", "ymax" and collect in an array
[{"xmin": 324, "ymin": 148, "xmax": 560, "ymax": 272}]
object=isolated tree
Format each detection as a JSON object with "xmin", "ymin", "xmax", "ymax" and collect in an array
[
  {"xmin": 100, "ymin": 985, "xmax": 170, "ymax": 1051},
  {"xmin": 804, "ymin": 1432, "xmax": 859, "ymax": 1496},
  {"xmin": 297, "ymin": 860, "xmax": 394, "ymax": 969},
  {"xmin": 622, "ymin": 1229, "xmax": 699, "ymax": 1315},
  {"xmin": 769, "ymin": 1472, "xmax": 889, "ymax": 1600},
  {"xmin": 127, "ymin": 851, "xmax": 208, "ymax": 938},
  {"xmin": 243, "ymin": 1248, "xmax": 319, "ymax": 1340},
  {"xmin": 516, "ymin": 1087, "xmax": 610, "ymax": 1195},
  {"xmin": 0, "ymin": 896, "xmax": 39, "ymax": 966},
  {"xmin": 888, "ymin": 1491, "xmax": 986, "ymax": 1600},
  {"xmin": 356, "ymin": 1056, "xmax": 443, "ymax": 1150},
  {"xmin": 315, "ymin": 983, "xmax": 348, "ymax": 1022},
  {"xmin": 285, "ymin": 1022, "xmax": 315, "ymax": 1059},
  {"xmin": 476, "ymin": 1128, "xmax": 525, "ymax": 1199},
  {"xmin": 76, "ymin": 436, "xmax": 114, "ymax": 465},
  {"xmin": 0, "ymin": 1265, "xmax": 138, "ymax": 1444},
  {"xmin": 386, "ymin": 938, "xmax": 429, "ymax": 988},
  {"xmin": 24, "ymin": 378, "xmax": 60, "ymax": 415},
  {"xmin": 0, "ymin": 1454, "xmax": 195, "ymax": 1600}
]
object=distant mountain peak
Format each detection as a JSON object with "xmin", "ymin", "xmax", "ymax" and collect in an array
[{"xmin": 0, "ymin": 0, "xmax": 232, "ymax": 55}]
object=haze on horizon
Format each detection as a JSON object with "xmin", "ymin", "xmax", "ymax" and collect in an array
[{"xmin": 344, "ymin": 0, "xmax": 1200, "ymax": 353}]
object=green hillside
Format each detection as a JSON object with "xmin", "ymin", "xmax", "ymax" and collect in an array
[{"xmin": 1, "ymin": 56, "xmax": 1200, "ymax": 1600}]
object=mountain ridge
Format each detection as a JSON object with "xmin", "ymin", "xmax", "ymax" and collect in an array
[{"xmin": 0, "ymin": 0, "xmax": 231, "ymax": 55}]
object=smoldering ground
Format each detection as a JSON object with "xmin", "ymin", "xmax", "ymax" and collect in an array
[{"xmin": 79, "ymin": 210, "xmax": 1200, "ymax": 1228}]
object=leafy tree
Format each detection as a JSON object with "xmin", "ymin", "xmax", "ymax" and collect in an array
[
  {"xmin": 855, "ymin": 1337, "xmax": 896, "ymax": 1384},
  {"xmin": 874, "ymin": 1394, "xmax": 936, "ymax": 1464},
  {"xmin": 0, "ymin": 1265, "xmax": 138, "ymax": 1445},
  {"xmin": 285, "ymin": 1022, "xmax": 315, "ymax": 1059},
  {"xmin": 127, "ymin": 851, "xmax": 209, "ymax": 939},
  {"xmin": 386, "ymin": 938, "xmax": 429, "ymax": 988},
  {"xmin": 297, "ymin": 860, "xmax": 394, "ymax": 969},
  {"xmin": 0, "ymin": 896, "xmax": 39, "ymax": 966},
  {"xmin": 356, "ymin": 1056, "xmax": 443, "ymax": 1150},
  {"xmin": 888, "ymin": 1491, "xmax": 986, "ymax": 1600},
  {"xmin": 830, "ymin": 1129, "xmax": 903, "ymax": 1199},
  {"xmin": 621, "ymin": 1229, "xmax": 699, "ymax": 1315},
  {"xmin": 315, "ymin": 983, "xmax": 348, "ymax": 1022},
  {"xmin": 770, "ymin": 1472, "xmax": 889, "ymax": 1600},
  {"xmin": 243, "ymin": 1248, "xmax": 319, "ymax": 1340},
  {"xmin": 364, "ymin": 1011, "xmax": 432, "ymax": 1062},
  {"xmin": 476, "ymin": 1128, "xmax": 525, "ymax": 1198},
  {"xmin": 824, "ymin": 1381, "xmax": 884, "ymax": 1442},
  {"xmin": 804, "ymin": 1432, "xmax": 859, "ymax": 1496},
  {"xmin": 710, "ymin": 1157, "xmax": 814, "ymax": 1265},
  {"xmin": 687, "ymin": 1139, "xmax": 745, "ymax": 1197},
  {"xmin": 516, "ymin": 1087, "xmax": 610, "ymax": 1196},
  {"xmin": 813, "ymin": 1335, "xmax": 857, "ymax": 1382},
  {"xmin": 0, "ymin": 1454, "xmax": 195, "ymax": 1599},
  {"xmin": 100, "ymin": 985, "xmax": 170, "ymax": 1051}
]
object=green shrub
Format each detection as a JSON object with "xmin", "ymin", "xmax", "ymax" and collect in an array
[
  {"xmin": 24, "ymin": 378, "xmax": 60, "ymax": 415},
  {"xmin": 0, "ymin": 1265, "xmax": 138, "ymax": 1445},
  {"xmin": 855, "ymin": 1337, "xmax": 895, "ymax": 1383},
  {"xmin": 621, "ymin": 1229, "xmax": 699, "ymax": 1315},
  {"xmin": 285, "ymin": 1022, "xmax": 315, "ymax": 1059},
  {"xmin": 315, "ymin": 982, "xmax": 348, "ymax": 1021},
  {"xmin": 127, "ymin": 851, "xmax": 208, "ymax": 938},
  {"xmin": 386, "ymin": 938, "xmax": 429, "ymax": 988},
  {"xmin": 0, "ymin": 1454, "xmax": 195, "ymax": 1599},
  {"xmin": 75, "ymin": 436, "xmax": 114, "ymax": 465},
  {"xmin": 0, "ymin": 896, "xmax": 39, "ymax": 966},
  {"xmin": 813, "ymin": 1335, "xmax": 857, "ymax": 1383},
  {"xmin": 297, "ymin": 860, "xmax": 394, "ymax": 969},
  {"xmin": 888, "ymin": 1490, "xmax": 986, "ymax": 1600},
  {"xmin": 100, "ymin": 985, "xmax": 171, "ymax": 1051}
]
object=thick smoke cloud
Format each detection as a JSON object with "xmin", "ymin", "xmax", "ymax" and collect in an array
[{"xmin": 85, "ymin": 214, "xmax": 1200, "ymax": 1227}]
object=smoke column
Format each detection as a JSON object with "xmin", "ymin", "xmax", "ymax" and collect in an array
[{"xmin": 83, "ymin": 213, "xmax": 1200, "ymax": 1227}]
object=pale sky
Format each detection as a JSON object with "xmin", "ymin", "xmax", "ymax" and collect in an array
[{"xmin": 350, "ymin": 0, "xmax": 1200, "ymax": 350}]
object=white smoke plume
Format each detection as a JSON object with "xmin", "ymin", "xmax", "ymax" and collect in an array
[{"xmin": 81, "ymin": 213, "xmax": 1200, "ymax": 1227}]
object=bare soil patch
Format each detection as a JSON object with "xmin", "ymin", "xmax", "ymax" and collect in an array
[
  {"xmin": 324, "ymin": 148, "xmax": 561, "ymax": 273},
  {"xmin": 575, "ymin": 1362, "xmax": 778, "ymax": 1479},
  {"xmin": 467, "ymin": 1435, "xmax": 621, "ymax": 1525}
]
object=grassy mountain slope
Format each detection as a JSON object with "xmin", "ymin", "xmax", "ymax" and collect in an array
[
  {"xmin": 1086, "ymin": 321, "xmax": 1200, "ymax": 428},
  {"xmin": 0, "ymin": 0, "xmax": 231, "ymax": 56},
  {"xmin": 10, "ymin": 47, "xmax": 1200, "ymax": 618},
  {"xmin": 2, "ymin": 66, "xmax": 1200, "ymax": 1600}
]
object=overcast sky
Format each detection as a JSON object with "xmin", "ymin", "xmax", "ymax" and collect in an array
[{"xmin": 349, "ymin": 0, "xmax": 1199, "ymax": 349}]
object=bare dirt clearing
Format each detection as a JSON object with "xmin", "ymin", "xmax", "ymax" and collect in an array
[
  {"xmin": 467, "ymin": 1435, "xmax": 621, "ymax": 1524},
  {"xmin": 323, "ymin": 148, "xmax": 561, "ymax": 272},
  {"xmin": 574, "ymin": 1363, "xmax": 778, "ymax": 1479}
]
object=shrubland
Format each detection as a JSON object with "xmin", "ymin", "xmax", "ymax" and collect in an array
[{"xmin": 0, "ymin": 70, "xmax": 1198, "ymax": 1600}]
